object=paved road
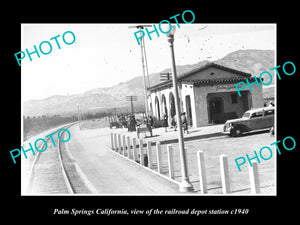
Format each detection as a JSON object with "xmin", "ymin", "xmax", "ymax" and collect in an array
[{"xmin": 67, "ymin": 124, "xmax": 180, "ymax": 194}]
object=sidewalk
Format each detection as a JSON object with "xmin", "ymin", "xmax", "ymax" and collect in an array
[{"xmin": 110, "ymin": 124, "xmax": 226, "ymax": 145}]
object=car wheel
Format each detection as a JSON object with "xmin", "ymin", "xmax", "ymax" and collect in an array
[{"xmin": 233, "ymin": 127, "xmax": 243, "ymax": 137}]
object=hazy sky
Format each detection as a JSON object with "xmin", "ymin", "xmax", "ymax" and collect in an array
[{"xmin": 21, "ymin": 23, "xmax": 276, "ymax": 101}]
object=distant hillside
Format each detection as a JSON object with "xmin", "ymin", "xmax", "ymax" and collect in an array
[
  {"xmin": 215, "ymin": 49, "xmax": 275, "ymax": 84},
  {"xmin": 24, "ymin": 49, "xmax": 275, "ymax": 117}
]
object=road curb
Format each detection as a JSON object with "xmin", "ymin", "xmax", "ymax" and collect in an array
[
  {"xmin": 110, "ymin": 148, "xmax": 181, "ymax": 187},
  {"xmin": 133, "ymin": 132, "xmax": 226, "ymax": 147},
  {"xmin": 160, "ymin": 132, "xmax": 226, "ymax": 145}
]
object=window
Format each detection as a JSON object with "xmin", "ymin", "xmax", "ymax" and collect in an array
[
  {"xmin": 231, "ymin": 93, "xmax": 238, "ymax": 104},
  {"xmin": 251, "ymin": 111, "xmax": 263, "ymax": 118},
  {"xmin": 264, "ymin": 109, "xmax": 274, "ymax": 116},
  {"xmin": 242, "ymin": 112, "xmax": 251, "ymax": 118}
]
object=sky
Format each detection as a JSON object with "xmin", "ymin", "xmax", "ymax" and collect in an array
[{"xmin": 21, "ymin": 23, "xmax": 276, "ymax": 102}]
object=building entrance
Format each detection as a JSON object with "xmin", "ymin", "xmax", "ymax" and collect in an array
[
  {"xmin": 208, "ymin": 97, "xmax": 224, "ymax": 124},
  {"xmin": 185, "ymin": 95, "xmax": 193, "ymax": 126}
]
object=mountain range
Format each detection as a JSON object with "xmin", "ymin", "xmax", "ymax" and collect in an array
[{"xmin": 24, "ymin": 49, "xmax": 275, "ymax": 117}]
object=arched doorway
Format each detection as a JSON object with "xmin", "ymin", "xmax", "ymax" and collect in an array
[
  {"xmin": 185, "ymin": 95, "xmax": 193, "ymax": 126},
  {"xmin": 149, "ymin": 102, "xmax": 153, "ymax": 116},
  {"xmin": 155, "ymin": 96, "xmax": 160, "ymax": 120},
  {"xmin": 161, "ymin": 94, "xmax": 167, "ymax": 116}
]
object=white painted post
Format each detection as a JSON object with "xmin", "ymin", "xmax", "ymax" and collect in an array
[
  {"xmin": 156, "ymin": 142, "xmax": 163, "ymax": 174},
  {"xmin": 197, "ymin": 151, "xmax": 207, "ymax": 194},
  {"xmin": 118, "ymin": 134, "xmax": 122, "ymax": 153},
  {"xmin": 122, "ymin": 135, "xmax": 126, "ymax": 156},
  {"xmin": 139, "ymin": 139, "xmax": 144, "ymax": 165},
  {"xmin": 220, "ymin": 154, "xmax": 230, "ymax": 194},
  {"xmin": 127, "ymin": 136, "xmax": 131, "ymax": 158},
  {"xmin": 110, "ymin": 133, "xmax": 114, "ymax": 150},
  {"xmin": 132, "ymin": 138, "xmax": 137, "ymax": 162},
  {"xmin": 167, "ymin": 144, "xmax": 175, "ymax": 179},
  {"xmin": 114, "ymin": 133, "xmax": 117, "ymax": 152},
  {"xmin": 147, "ymin": 140, "xmax": 153, "ymax": 169},
  {"xmin": 248, "ymin": 161, "xmax": 261, "ymax": 194}
]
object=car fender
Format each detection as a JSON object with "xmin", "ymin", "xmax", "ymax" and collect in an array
[{"xmin": 232, "ymin": 123, "xmax": 250, "ymax": 132}]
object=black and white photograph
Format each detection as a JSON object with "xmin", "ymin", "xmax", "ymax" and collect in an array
[
  {"xmin": 20, "ymin": 23, "xmax": 277, "ymax": 195},
  {"xmin": 4, "ymin": 5, "xmax": 298, "ymax": 220}
]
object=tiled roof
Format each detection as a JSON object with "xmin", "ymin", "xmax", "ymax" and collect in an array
[
  {"xmin": 182, "ymin": 77, "xmax": 256, "ymax": 86},
  {"xmin": 148, "ymin": 62, "xmax": 253, "ymax": 92},
  {"xmin": 177, "ymin": 62, "xmax": 252, "ymax": 80}
]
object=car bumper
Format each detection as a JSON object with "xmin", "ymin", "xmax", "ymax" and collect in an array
[
  {"xmin": 223, "ymin": 126, "xmax": 233, "ymax": 135},
  {"xmin": 222, "ymin": 130, "xmax": 232, "ymax": 135}
]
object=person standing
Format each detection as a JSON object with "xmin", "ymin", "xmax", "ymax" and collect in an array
[
  {"xmin": 129, "ymin": 115, "xmax": 136, "ymax": 132},
  {"xmin": 181, "ymin": 112, "xmax": 189, "ymax": 134},
  {"xmin": 171, "ymin": 115, "xmax": 177, "ymax": 131},
  {"xmin": 148, "ymin": 115, "xmax": 154, "ymax": 128},
  {"xmin": 163, "ymin": 113, "xmax": 168, "ymax": 132}
]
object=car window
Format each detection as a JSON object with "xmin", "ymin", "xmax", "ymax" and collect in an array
[
  {"xmin": 250, "ymin": 111, "xmax": 263, "ymax": 118},
  {"xmin": 242, "ymin": 112, "xmax": 251, "ymax": 118},
  {"xmin": 264, "ymin": 109, "xmax": 274, "ymax": 116}
]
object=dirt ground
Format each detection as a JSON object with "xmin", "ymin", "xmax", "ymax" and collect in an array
[{"xmin": 156, "ymin": 133, "xmax": 276, "ymax": 194}]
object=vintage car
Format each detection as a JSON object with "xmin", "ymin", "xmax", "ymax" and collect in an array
[{"xmin": 223, "ymin": 106, "xmax": 274, "ymax": 137}]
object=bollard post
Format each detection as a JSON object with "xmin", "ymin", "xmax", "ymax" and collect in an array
[
  {"xmin": 156, "ymin": 142, "xmax": 163, "ymax": 174},
  {"xmin": 114, "ymin": 133, "xmax": 117, "ymax": 152},
  {"xmin": 197, "ymin": 151, "xmax": 207, "ymax": 194},
  {"xmin": 139, "ymin": 139, "xmax": 144, "ymax": 165},
  {"xmin": 132, "ymin": 138, "xmax": 137, "ymax": 162},
  {"xmin": 220, "ymin": 154, "xmax": 230, "ymax": 194},
  {"xmin": 248, "ymin": 161, "xmax": 261, "ymax": 194},
  {"xmin": 122, "ymin": 135, "xmax": 126, "ymax": 156},
  {"xmin": 147, "ymin": 140, "xmax": 153, "ymax": 169},
  {"xmin": 110, "ymin": 133, "xmax": 114, "ymax": 150},
  {"xmin": 127, "ymin": 136, "xmax": 131, "ymax": 158},
  {"xmin": 167, "ymin": 144, "xmax": 175, "ymax": 179},
  {"xmin": 118, "ymin": 134, "xmax": 122, "ymax": 153}
]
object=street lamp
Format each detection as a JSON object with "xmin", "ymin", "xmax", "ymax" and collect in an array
[{"xmin": 166, "ymin": 25, "xmax": 193, "ymax": 192}]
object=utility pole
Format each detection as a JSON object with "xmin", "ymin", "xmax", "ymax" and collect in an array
[
  {"xmin": 126, "ymin": 96, "xmax": 137, "ymax": 115},
  {"xmin": 129, "ymin": 25, "xmax": 153, "ymax": 117},
  {"xmin": 160, "ymin": 72, "xmax": 172, "ymax": 82}
]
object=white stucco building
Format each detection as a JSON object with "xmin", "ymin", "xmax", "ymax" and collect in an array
[{"xmin": 147, "ymin": 63, "xmax": 264, "ymax": 128}]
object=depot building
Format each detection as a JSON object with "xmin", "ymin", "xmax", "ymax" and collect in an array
[{"xmin": 147, "ymin": 63, "xmax": 264, "ymax": 128}]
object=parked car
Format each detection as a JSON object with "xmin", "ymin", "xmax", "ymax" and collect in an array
[{"xmin": 223, "ymin": 106, "xmax": 274, "ymax": 137}]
